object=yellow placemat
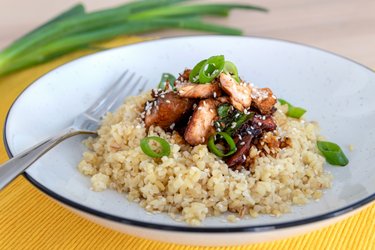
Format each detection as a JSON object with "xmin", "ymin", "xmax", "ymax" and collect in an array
[{"xmin": 0, "ymin": 36, "xmax": 374, "ymax": 249}]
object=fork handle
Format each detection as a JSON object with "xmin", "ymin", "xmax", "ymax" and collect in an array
[{"xmin": 0, "ymin": 128, "xmax": 92, "ymax": 190}]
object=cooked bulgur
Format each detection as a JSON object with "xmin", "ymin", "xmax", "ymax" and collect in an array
[{"xmin": 78, "ymin": 93, "xmax": 332, "ymax": 225}]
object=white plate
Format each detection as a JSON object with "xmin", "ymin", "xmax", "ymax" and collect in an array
[{"xmin": 4, "ymin": 36, "xmax": 375, "ymax": 246}]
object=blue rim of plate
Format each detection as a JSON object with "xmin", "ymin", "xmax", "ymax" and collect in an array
[{"xmin": 3, "ymin": 35, "xmax": 375, "ymax": 233}]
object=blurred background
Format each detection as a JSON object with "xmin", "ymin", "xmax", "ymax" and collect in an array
[{"xmin": 0, "ymin": 0, "xmax": 375, "ymax": 66}]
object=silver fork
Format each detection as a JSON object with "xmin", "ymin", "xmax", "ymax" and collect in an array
[{"xmin": 0, "ymin": 70, "xmax": 147, "ymax": 190}]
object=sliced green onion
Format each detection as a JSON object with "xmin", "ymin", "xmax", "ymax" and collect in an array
[
  {"xmin": 317, "ymin": 141, "xmax": 349, "ymax": 166},
  {"xmin": 208, "ymin": 132, "xmax": 237, "ymax": 157},
  {"xmin": 217, "ymin": 103, "xmax": 231, "ymax": 118},
  {"xmin": 223, "ymin": 61, "xmax": 240, "ymax": 82},
  {"xmin": 224, "ymin": 112, "xmax": 254, "ymax": 136},
  {"xmin": 278, "ymin": 98, "xmax": 306, "ymax": 119},
  {"xmin": 140, "ymin": 136, "xmax": 171, "ymax": 158},
  {"xmin": 158, "ymin": 73, "xmax": 176, "ymax": 90},
  {"xmin": 189, "ymin": 59, "xmax": 207, "ymax": 83},
  {"xmin": 199, "ymin": 55, "xmax": 225, "ymax": 83}
]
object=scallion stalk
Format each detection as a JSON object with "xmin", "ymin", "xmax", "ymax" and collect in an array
[
  {"xmin": 2, "ymin": 4, "xmax": 85, "ymax": 57},
  {"xmin": 0, "ymin": 0, "xmax": 188, "ymax": 65},
  {"xmin": 0, "ymin": 21, "xmax": 166, "ymax": 76},
  {"xmin": 128, "ymin": 3, "xmax": 268, "ymax": 20},
  {"xmin": 0, "ymin": 18, "xmax": 244, "ymax": 76},
  {"xmin": 0, "ymin": 1, "xmax": 268, "ymax": 77}
]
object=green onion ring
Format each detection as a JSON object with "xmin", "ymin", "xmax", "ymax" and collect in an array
[
  {"xmin": 140, "ymin": 136, "xmax": 171, "ymax": 158},
  {"xmin": 158, "ymin": 73, "xmax": 176, "ymax": 91},
  {"xmin": 189, "ymin": 59, "xmax": 207, "ymax": 83},
  {"xmin": 317, "ymin": 141, "xmax": 349, "ymax": 166},
  {"xmin": 223, "ymin": 61, "xmax": 240, "ymax": 82},
  {"xmin": 208, "ymin": 132, "xmax": 237, "ymax": 157},
  {"xmin": 217, "ymin": 103, "xmax": 231, "ymax": 118},
  {"xmin": 278, "ymin": 98, "xmax": 306, "ymax": 119},
  {"xmin": 199, "ymin": 55, "xmax": 225, "ymax": 83}
]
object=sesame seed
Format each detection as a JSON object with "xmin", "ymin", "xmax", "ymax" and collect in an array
[
  {"xmin": 166, "ymin": 100, "xmax": 171, "ymax": 103},
  {"xmin": 193, "ymin": 103, "xmax": 197, "ymax": 109},
  {"xmin": 238, "ymin": 134, "xmax": 242, "ymax": 140},
  {"xmin": 242, "ymin": 155, "xmax": 246, "ymax": 160},
  {"xmin": 197, "ymin": 107, "xmax": 203, "ymax": 110},
  {"xmin": 258, "ymin": 122, "xmax": 262, "ymax": 126},
  {"xmin": 213, "ymin": 92, "xmax": 217, "ymax": 98},
  {"xmin": 209, "ymin": 109, "xmax": 214, "ymax": 113},
  {"xmin": 170, "ymin": 123, "xmax": 175, "ymax": 130},
  {"xmin": 160, "ymin": 95, "xmax": 165, "ymax": 98},
  {"xmin": 231, "ymin": 122, "xmax": 237, "ymax": 128},
  {"xmin": 240, "ymin": 141, "xmax": 245, "ymax": 145}
]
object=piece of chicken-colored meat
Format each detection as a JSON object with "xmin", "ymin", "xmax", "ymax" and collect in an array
[
  {"xmin": 177, "ymin": 69, "xmax": 191, "ymax": 82},
  {"xmin": 184, "ymin": 99, "xmax": 218, "ymax": 145},
  {"xmin": 226, "ymin": 114, "xmax": 277, "ymax": 169},
  {"xmin": 251, "ymin": 88, "xmax": 277, "ymax": 114},
  {"xmin": 216, "ymin": 96, "xmax": 230, "ymax": 104},
  {"xmin": 219, "ymin": 73, "xmax": 252, "ymax": 111},
  {"xmin": 252, "ymin": 114, "xmax": 277, "ymax": 132},
  {"xmin": 178, "ymin": 83, "xmax": 221, "ymax": 99},
  {"xmin": 144, "ymin": 91, "xmax": 194, "ymax": 130}
]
